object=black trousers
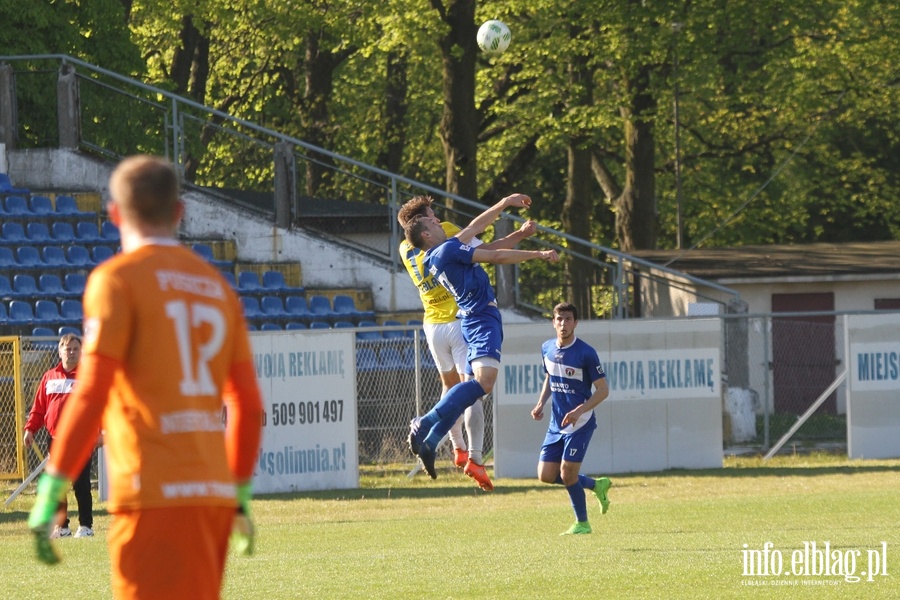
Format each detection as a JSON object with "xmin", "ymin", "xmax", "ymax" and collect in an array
[{"xmin": 48, "ymin": 438, "xmax": 94, "ymax": 529}]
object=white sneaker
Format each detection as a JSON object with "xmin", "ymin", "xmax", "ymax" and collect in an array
[
  {"xmin": 74, "ymin": 526, "xmax": 94, "ymax": 538},
  {"xmin": 50, "ymin": 526, "xmax": 72, "ymax": 539}
]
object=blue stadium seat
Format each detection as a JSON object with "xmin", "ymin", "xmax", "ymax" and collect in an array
[
  {"xmin": 8, "ymin": 300, "xmax": 35, "ymax": 326},
  {"xmin": 356, "ymin": 347, "xmax": 379, "ymax": 372},
  {"xmin": 101, "ymin": 221, "xmax": 120, "ymax": 242},
  {"xmin": 42, "ymin": 246, "xmax": 68, "ymax": 268},
  {"xmin": 16, "ymin": 247, "xmax": 45, "ymax": 270},
  {"xmin": 0, "ymin": 247, "xmax": 15, "ymax": 269},
  {"xmin": 0, "ymin": 302, "xmax": 7, "ymax": 324},
  {"xmin": 246, "ymin": 323, "xmax": 258, "ymax": 331},
  {"xmin": 261, "ymin": 270, "xmax": 305, "ymax": 296},
  {"xmin": 31, "ymin": 326, "xmax": 58, "ymax": 349},
  {"xmin": 55, "ymin": 195, "xmax": 97, "ymax": 219},
  {"xmin": 356, "ymin": 321, "xmax": 382, "ymax": 341},
  {"xmin": 221, "ymin": 271, "xmax": 237, "ymax": 288},
  {"xmin": 26, "ymin": 223, "xmax": 53, "ymax": 244},
  {"xmin": 34, "ymin": 300, "xmax": 63, "ymax": 325},
  {"xmin": 60, "ymin": 299, "xmax": 83, "ymax": 324},
  {"xmin": 192, "ymin": 243, "xmax": 232, "ymax": 270},
  {"xmin": 261, "ymin": 270, "xmax": 287, "ymax": 292},
  {"xmin": 260, "ymin": 296, "xmax": 288, "ymax": 321},
  {"xmin": 237, "ymin": 271, "xmax": 263, "ymax": 295},
  {"xmin": 285, "ymin": 296, "xmax": 312, "ymax": 323},
  {"xmin": 66, "ymin": 245, "xmax": 94, "ymax": 268},
  {"xmin": 333, "ymin": 294, "xmax": 375, "ymax": 322},
  {"xmin": 75, "ymin": 221, "xmax": 102, "ymax": 243},
  {"xmin": 382, "ymin": 319, "xmax": 406, "ymax": 339},
  {"xmin": 309, "ymin": 321, "xmax": 330, "ymax": 329},
  {"xmin": 4, "ymin": 195, "xmax": 30, "ymax": 216},
  {"xmin": 285, "ymin": 322, "xmax": 308, "ymax": 330},
  {"xmin": 309, "ymin": 295, "xmax": 339, "ymax": 322},
  {"xmin": 93, "ymin": 245, "xmax": 115, "ymax": 264},
  {"xmin": 64, "ymin": 273, "xmax": 86, "ymax": 296},
  {"xmin": 13, "ymin": 275, "xmax": 38, "ymax": 298},
  {"xmin": 39, "ymin": 274, "xmax": 67, "ymax": 298},
  {"xmin": 0, "ymin": 173, "xmax": 29, "ymax": 195},
  {"xmin": 1, "ymin": 222, "xmax": 27, "ymax": 245},
  {"xmin": 29, "ymin": 196, "xmax": 54, "ymax": 217},
  {"xmin": 333, "ymin": 320, "xmax": 355, "ymax": 328},
  {"xmin": 58, "ymin": 326, "xmax": 81, "ymax": 337},
  {"xmin": 260, "ymin": 323, "xmax": 282, "ymax": 331},
  {"xmin": 379, "ymin": 347, "xmax": 409, "ymax": 370},
  {"xmin": 406, "ymin": 319, "xmax": 424, "ymax": 338},
  {"xmin": 50, "ymin": 221, "xmax": 76, "ymax": 243},
  {"xmin": 0, "ymin": 275, "xmax": 13, "ymax": 299},
  {"xmin": 240, "ymin": 297, "xmax": 263, "ymax": 320}
]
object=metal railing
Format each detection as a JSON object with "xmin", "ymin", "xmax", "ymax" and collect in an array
[{"xmin": 0, "ymin": 54, "xmax": 741, "ymax": 318}]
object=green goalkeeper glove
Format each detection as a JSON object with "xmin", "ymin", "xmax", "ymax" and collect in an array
[
  {"xmin": 28, "ymin": 473, "xmax": 68, "ymax": 565},
  {"xmin": 231, "ymin": 481, "xmax": 254, "ymax": 556}
]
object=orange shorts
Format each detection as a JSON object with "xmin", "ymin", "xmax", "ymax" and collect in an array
[{"xmin": 108, "ymin": 505, "xmax": 234, "ymax": 600}]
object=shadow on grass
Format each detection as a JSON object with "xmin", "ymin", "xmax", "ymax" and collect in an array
[{"xmin": 0, "ymin": 507, "xmax": 111, "ymax": 525}]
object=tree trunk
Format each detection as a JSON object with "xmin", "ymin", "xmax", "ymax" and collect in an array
[
  {"xmin": 561, "ymin": 52, "xmax": 595, "ymax": 318},
  {"xmin": 171, "ymin": 16, "xmax": 201, "ymax": 96},
  {"xmin": 377, "ymin": 50, "xmax": 408, "ymax": 176},
  {"xmin": 563, "ymin": 141, "xmax": 595, "ymax": 318},
  {"xmin": 171, "ymin": 15, "xmax": 210, "ymax": 182},
  {"xmin": 433, "ymin": 0, "xmax": 478, "ymax": 213},
  {"xmin": 616, "ymin": 65, "xmax": 658, "ymax": 251},
  {"xmin": 303, "ymin": 31, "xmax": 338, "ymax": 197}
]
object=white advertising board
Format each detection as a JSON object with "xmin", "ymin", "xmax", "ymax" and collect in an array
[
  {"xmin": 494, "ymin": 318, "xmax": 723, "ymax": 478},
  {"xmin": 848, "ymin": 314, "xmax": 900, "ymax": 459},
  {"xmin": 251, "ymin": 331, "xmax": 359, "ymax": 492}
]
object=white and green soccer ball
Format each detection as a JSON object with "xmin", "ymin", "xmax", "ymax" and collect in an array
[{"xmin": 476, "ymin": 20, "xmax": 511, "ymax": 55}]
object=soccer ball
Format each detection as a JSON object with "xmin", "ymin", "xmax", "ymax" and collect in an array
[{"xmin": 476, "ymin": 20, "xmax": 511, "ymax": 55}]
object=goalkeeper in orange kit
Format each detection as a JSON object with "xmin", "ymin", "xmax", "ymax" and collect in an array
[{"xmin": 28, "ymin": 155, "xmax": 264, "ymax": 600}]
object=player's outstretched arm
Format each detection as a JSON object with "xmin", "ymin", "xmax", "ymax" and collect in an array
[
  {"xmin": 483, "ymin": 219, "xmax": 538, "ymax": 251},
  {"xmin": 456, "ymin": 193, "xmax": 532, "ymax": 245},
  {"xmin": 472, "ymin": 247, "xmax": 558, "ymax": 265}
]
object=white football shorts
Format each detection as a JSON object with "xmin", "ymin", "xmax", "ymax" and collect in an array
[{"xmin": 423, "ymin": 320, "xmax": 468, "ymax": 374}]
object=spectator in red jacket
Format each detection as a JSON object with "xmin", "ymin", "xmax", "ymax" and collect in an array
[{"xmin": 24, "ymin": 333, "xmax": 97, "ymax": 539}]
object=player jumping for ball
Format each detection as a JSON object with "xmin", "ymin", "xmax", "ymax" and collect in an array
[{"xmin": 404, "ymin": 193, "xmax": 558, "ymax": 483}]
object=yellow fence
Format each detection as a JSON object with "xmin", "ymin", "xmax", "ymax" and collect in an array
[{"xmin": 0, "ymin": 336, "xmax": 56, "ymax": 481}]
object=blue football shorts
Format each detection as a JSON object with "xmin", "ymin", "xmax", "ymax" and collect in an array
[
  {"xmin": 460, "ymin": 305, "xmax": 503, "ymax": 374},
  {"xmin": 540, "ymin": 421, "xmax": 596, "ymax": 464}
]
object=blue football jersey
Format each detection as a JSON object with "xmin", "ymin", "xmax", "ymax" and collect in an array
[
  {"xmin": 541, "ymin": 336, "xmax": 606, "ymax": 434},
  {"xmin": 424, "ymin": 237, "xmax": 496, "ymax": 316}
]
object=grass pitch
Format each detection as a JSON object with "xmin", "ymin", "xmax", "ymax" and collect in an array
[{"xmin": 1, "ymin": 453, "xmax": 898, "ymax": 599}]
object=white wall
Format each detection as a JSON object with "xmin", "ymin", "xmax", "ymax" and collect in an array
[{"xmin": 8, "ymin": 149, "xmax": 421, "ymax": 313}]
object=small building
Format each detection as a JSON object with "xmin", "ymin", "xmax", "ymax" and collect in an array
[{"xmin": 629, "ymin": 241, "xmax": 900, "ymax": 423}]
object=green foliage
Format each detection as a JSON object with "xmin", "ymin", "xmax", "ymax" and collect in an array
[{"xmin": 1, "ymin": 0, "xmax": 897, "ymax": 251}]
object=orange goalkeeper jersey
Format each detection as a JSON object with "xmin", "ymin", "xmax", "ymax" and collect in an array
[{"xmin": 50, "ymin": 240, "xmax": 262, "ymax": 512}]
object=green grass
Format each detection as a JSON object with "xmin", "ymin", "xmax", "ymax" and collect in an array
[
  {"xmin": 2, "ymin": 453, "xmax": 899, "ymax": 599},
  {"xmin": 753, "ymin": 413, "xmax": 848, "ymax": 444}
]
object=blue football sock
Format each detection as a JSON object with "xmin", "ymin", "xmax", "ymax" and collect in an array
[
  {"xmin": 566, "ymin": 483, "xmax": 588, "ymax": 523},
  {"xmin": 579, "ymin": 474, "xmax": 596, "ymax": 490},
  {"xmin": 424, "ymin": 380, "xmax": 486, "ymax": 448}
]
